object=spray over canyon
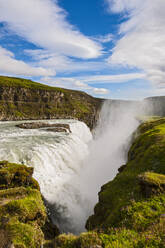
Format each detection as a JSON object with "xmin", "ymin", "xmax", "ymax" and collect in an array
[{"xmin": 0, "ymin": 100, "xmax": 149, "ymax": 234}]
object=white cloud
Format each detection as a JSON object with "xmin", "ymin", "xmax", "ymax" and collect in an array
[
  {"xmin": 0, "ymin": 0, "xmax": 102, "ymax": 59},
  {"xmin": 81, "ymin": 73, "xmax": 145, "ymax": 84},
  {"xmin": 41, "ymin": 76, "xmax": 91, "ymax": 91},
  {"xmin": 74, "ymin": 80, "xmax": 91, "ymax": 90},
  {"xmin": 93, "ymin": 88, "xmax": 109, "ymax": 95},
  {"xmin": 41, "ymin": 72, "xmax": 144, "ymax": 96},
  {"xmin": 25, "ymin": 49, "xmax": 110, "ymax": 73},
  {"xmin": 106, "ymin": 0, "xmax": 165, "ymax": 86},
  {"xmin": 94, "ymin": 34, "xmax": 113, "ymax": 43},
  {"xmin": 0, "ymin": 46, "xmax": 53, "ymax": 76},
  {"xmin": 41, "ymin": 76, "xmax": 110, "ymax": 96}
]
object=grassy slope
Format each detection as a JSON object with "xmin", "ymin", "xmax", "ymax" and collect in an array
[
  {"xmin": 54, "ymin": 118, "xmax": 165, "ymax": 248},
  {"xmin": 0, "ymin": 161, "xmax": 50, "ymax": 248},
  {"xmin": 0, "ymin": 76, "xmax": 74, "ymax": 92},
  {"xmin": 0, "ymin": 76, "xmax": 103, "ymax": 129}
]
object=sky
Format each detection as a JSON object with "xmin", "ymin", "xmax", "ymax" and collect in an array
[{"xmin": 0, "ymin": 0, "xmax": 165, "ymax": 99}]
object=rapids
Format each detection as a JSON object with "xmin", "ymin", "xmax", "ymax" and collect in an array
[{"xmin": 0, "ymin": 119, "xmax": 92, "ymax": 233}]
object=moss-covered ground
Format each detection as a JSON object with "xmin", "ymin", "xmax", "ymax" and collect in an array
[{"xmin": 0, "ymin": 161, "xmax": 49, "ymax": 248}]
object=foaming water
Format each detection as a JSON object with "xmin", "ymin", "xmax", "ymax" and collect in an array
[{"xmin": 0, "ymin": 119, "xmax": 92, "ymax": 233}]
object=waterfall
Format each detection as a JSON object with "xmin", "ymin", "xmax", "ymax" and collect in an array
[
  {"xmin": 0, "ymin": 100, "xmax": 147, "ymax": 234},
  {"xmin": 0, "ymin": 119, "xmax": 92, "ymax": 233}
]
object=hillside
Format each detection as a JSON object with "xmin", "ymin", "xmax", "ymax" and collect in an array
[
  {"xmin": 0, "ymin": 76, "xmax": 103, "ymax": 129},
  {"xmin": 54, "ymin": 118, "xmax": 165, "ymax": 248}
]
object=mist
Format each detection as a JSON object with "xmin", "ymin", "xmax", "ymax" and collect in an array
[{"xmin": 74, "ymin": 99, "xmax": 150, "ymax": 228}]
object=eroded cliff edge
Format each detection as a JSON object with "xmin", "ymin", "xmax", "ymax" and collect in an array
[{"xmin": 0, "ymin": 76, "xmax": 104, "ymax": 129}]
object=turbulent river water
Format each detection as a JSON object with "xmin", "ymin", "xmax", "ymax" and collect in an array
[{"xmin": 0, "ymin": 101, "xmax": 145, "ymax": 234}]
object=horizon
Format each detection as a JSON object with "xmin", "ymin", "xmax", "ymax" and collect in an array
[{"xmin": 0, "ymin": 0, "xmax": 165, "ymax": 100}]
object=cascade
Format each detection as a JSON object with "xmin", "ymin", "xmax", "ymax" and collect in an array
[
  {"xmin": 0, "ymin": 100, "xmax": 146, "ymax": 233},
  {"xmin": 0, "ymin": 120, "xmax": 92, "ymax": 233}
]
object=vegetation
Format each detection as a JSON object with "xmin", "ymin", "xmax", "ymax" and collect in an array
[
  {"xmin": 0, "ymin": 161, "xmax": 39, "ymax": 190},
  {"xmin": 0, "ymin": 76, "xmax": 68, "ymax": 92},
  {"xmin": 0, "ymin": 161, "xmax": 50, "ymax": 248}
]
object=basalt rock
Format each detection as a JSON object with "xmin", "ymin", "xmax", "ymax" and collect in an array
[
  {"xmin": 16, "ymin": 122, "xmax": 71, "ymax": 133},
  {"xmin": 45, "ymin": 127, "xmax": 68, "ymax": 133}
]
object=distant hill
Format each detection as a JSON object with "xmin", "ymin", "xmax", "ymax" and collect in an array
[{"xmin": 0, "ymin": 76, "xmax": 103, "ymax": 129}]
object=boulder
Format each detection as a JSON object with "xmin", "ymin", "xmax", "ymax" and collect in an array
[{"xmin": 16, "ymin": 122, "xmax": 71, "ymax": 133}]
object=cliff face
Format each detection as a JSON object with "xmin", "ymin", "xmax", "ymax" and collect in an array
[{"xmin": 0, "ymin": 76, "xmax": 103, "ymax": 129}]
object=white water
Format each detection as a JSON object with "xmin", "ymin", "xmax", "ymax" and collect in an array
[
  {"xmin": 0, "ymin": 119, "xmax": 92, "ymax": 233},
  {"xmin": 0, "ymin": 100, "xmax": 147, "ymax": 234}
]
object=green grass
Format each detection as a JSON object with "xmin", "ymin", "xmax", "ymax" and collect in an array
[
  {"xmin": 6, "ymin": 219, "xmax": 44, "ymax": 248},
  {"xmin": 0, "ymin": 161, "xmax": 47, "ymax": 247},
  {"xmin": 0, "ymin": 76, "xmax": 67, "ymax": 93},
  {"xmin": 0, "ymin": 161, "xmax": 39, "ymax": 190},
  {"xmin": 54, "ymin": 223, "xmax": 165, "ymax": 248},
  {"xmin": 0, "ymin": 188, "xmax": 46, "ymax": 225},
  {"xmin": 139, "ymin": 172, "xmax": 165, "ymax": 187}
]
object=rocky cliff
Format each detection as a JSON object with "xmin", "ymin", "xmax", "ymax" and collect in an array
[{"xmin": 0, "ymin": 76, "xmax": 103, "ymax": 129}]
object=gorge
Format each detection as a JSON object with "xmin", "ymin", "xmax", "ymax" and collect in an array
[{"xmin": 0, "ymin": 76, "xmax": 165, "ymax": 247}]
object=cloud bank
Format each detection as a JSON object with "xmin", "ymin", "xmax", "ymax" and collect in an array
[
  {"xmin": 0, "ymin": 0, "xmax": 102, "ymax": 59},
  {"xmin": 106, "ymin": 0, "xmax": 165, "ymax": 87}
]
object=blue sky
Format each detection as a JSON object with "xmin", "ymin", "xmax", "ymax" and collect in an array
[{"xmin": 0, "ymin": 0, "xmax": 164, "ymax": 99}]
